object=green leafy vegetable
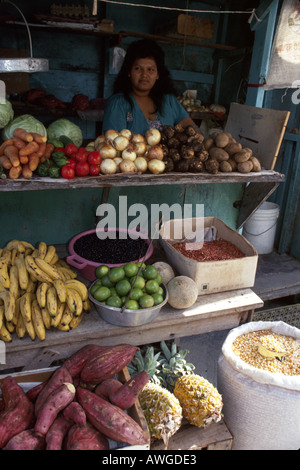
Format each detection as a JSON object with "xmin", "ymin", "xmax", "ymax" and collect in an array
[
  {"xmin": 47, "ymin": 118, "xmax": 83, "ymax": 148},
  {"xmin": 2, "ymin": 114, "xmax": 47, "ymax": 140},
  {"xmin": 0, "ymin": 100, "xmax": 14, "ymax": 129}
]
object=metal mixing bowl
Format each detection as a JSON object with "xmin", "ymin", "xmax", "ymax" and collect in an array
[{"xmin": 89, "ymin": 281, "xmax": 168, "ymax": 327}]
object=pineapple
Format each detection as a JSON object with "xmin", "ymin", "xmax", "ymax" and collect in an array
[
  {"xmin": 127, "ymin": 346, "xmax": 162, "ymax": 385},
  {"xmin": 159, "ymin": 340, "xmax": 195, "ymax": 391},
  {"xmin": 139, "ymin": 382, "xmax": 183, "ymax": 448},
  {"xmin": 173, "ymin": 374, "xmax": 223, "ymax": 428}
]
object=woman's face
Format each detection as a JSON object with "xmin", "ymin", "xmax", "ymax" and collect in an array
[{"xmin": 129, "ymin": 57, "xmax": 159, "ymax": 94}]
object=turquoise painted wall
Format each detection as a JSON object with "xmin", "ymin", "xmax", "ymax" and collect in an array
[{"xmin": 0, "ymin": 0, "xmax": 246, "ymax": 248}]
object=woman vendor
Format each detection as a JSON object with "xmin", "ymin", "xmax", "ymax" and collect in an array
[{"xmin": 102, "ymin": 39, "xmax": 200, "ymax": 135}]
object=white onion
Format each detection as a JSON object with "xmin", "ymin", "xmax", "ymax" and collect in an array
[
  {"xmin": 133, "ymin": 141, "xmax": 146, "ymax": 155},
  {"xmin": 120, "ymin": 160, "xmax": 137, "ymax": 173},
  {"xmin": 148, "ymin": 159, "xmax": 165, "ymax": 174},
  {"xmin": 105, "ymin": 129, "xmax": 119, "ymax": 142},
  {"xmin": 122, "ymin": 145, "xmax": 136, "ymax": 161},
  {"xmin": 99, "ymin": 143, "xmax": 117, "ymax": 159},
  {"xmin": 135, "ymin": 156, "xmax": 148, "ymax": 173},
  {"xmin": 113, "ymin": 135, "xmax": 129, "ymax": 151},
  {"xmin": 94, "ymin": 135, "xmax": 106, "ymax": 151},
  {"xmin": 147, "ymin": 145, "xmax": 164, "ymax": 161},
  {"xmin": 131, "ymin": 133, "xmax": 145, "ymax": 144},
  {"xmin": 100, "ymin": 158, "xmax": 117, "ymax": 174},
  {"xmin": 145, "ymin": 128, "xmax": 161, "ymax": 146},
  {"xmin": 120, "ymin": 129, "xmax": 132, "ymax": 139},
  {"xmin": 114, "ymin": 157, "xmax": 123, "ymax": 172}
]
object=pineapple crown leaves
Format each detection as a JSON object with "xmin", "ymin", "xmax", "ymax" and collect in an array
[{"xmin": 127, "ymin": 346, "xmax": 162, "ymax": 379}]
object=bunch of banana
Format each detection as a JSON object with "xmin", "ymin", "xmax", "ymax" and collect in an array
[{"xmin": 0, "ymin": 239, "xmax": 92, "ymax": 343}]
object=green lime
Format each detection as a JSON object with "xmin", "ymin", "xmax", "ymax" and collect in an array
[
  {"xmin": 155, "ymin": 273, "xmax": 163, "ymax": 285},
  {"xmin": 139, "ymin": 294, "xmax": 154, "ymax": 308},
  {"xmin": 145, "ymin": 279, "xmax": 159, "ymax": 294},
  {"xmin": 109, "ymin": 266, "xmax": 125, "ymax": 283},
  {"xmin": 157, "ymin": 286, "xmax": 164, "ymax": 296},
  {"xmin": 123, "ymin": 262, "xmax": 139, "ymax": 278},
  {"xmin": 152, "ymin": 293, "xmax": 164, "ymax": 305},
  {"xmin": 143, "ymin": 265, "xmax": 158, "ymax": 280},
  {"xmin": 96, "ymin": 265, "xmax": 109, "ymax": 279},
  {"xmin": 109, "ymin": 287, "xmax": 117, "ymax": 296},
  {"xmin": 101, "ymin": 274, "xmax": 115, "ymax": 288},
  {"xmin": 90, "ymin": 284, "xmax": 100, "ymax": 297},
  {"xmin": 129, "ymin": 287, "xmax": 144, "ymax": 301},
  {"xmin": 106, "ymin": 295, "xmax": 122, "ymax": 308},
  {"xmin": 125, "ymin": 299, "xmax": 139, "ymax": 310},
  {"xmin": 136, "ymin": 261, "xmax": 146, "ymax": 270},
  {"xmin": 94, "ymin": 279, "xmax": 102, "ymax": 286},
  {"xmin": 130, "ymin": 275, "xmax": 145, "ymax": 289},
  {"xmin": 115, "ymin": 279, "xmax": 132, "ymax": 296},
  {"xmin": 93, "ymin": 286, "xmax": 111, "ymax": 302}
]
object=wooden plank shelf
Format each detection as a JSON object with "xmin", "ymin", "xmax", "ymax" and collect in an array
[{"xmin": 0, "ymin": 170, "xmax": 285, "ymax": 192}]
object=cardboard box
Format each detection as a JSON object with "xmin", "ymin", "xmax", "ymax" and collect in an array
[
  {"xmin": 0, "ymin": 366, "xmax": 150, "ymax": 450},
  {"xmin": 154, "ymin": 14, "xmax": 214, "ymax": 39},
  {"xmin": 159, "ymin": 217, "xmax": 258, "ymax": 295}
]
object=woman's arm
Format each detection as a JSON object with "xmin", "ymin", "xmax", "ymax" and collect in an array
[{"xmin": 178, "ymin": 115, "xmax": 203, "ymax": 134}]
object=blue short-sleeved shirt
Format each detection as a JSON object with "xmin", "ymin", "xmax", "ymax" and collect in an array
[{"xmin": 102, "ymin": 92, "xmax": 189, "ymax": 135}]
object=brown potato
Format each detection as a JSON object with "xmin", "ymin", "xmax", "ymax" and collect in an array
[
  {"xmin": 237, "ymin": 161, "xmax": 253, "ymax": 173},
  {"xmin": 203, "ymin": 137, "xmax": 214, "ymax": 151},
  {"xmin": 224, "ymin": 142, "xmax": 242, "ymax": 155},
  {"xmin": 234, "ymin": 149, "xmax": 251, "ymax": 163},
  {"xmin": 219, "ymin": 160, "xmax": 233, "ymax": 172},
  {"xmin": 250, "ymin": 156, "xmax": 261, "ymax": 172},
  {"xmin": 214, "ymin": 132, "xmax": 230, "ymax": 148},
  {"xmin": 228, "ymin": 158, "xmax": 237, "ymax": 171},
  {"xmin": 209, "ymin": 146, "xmax": 229, "ymax": 162}
]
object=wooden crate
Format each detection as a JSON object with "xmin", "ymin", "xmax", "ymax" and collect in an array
[{"xmin": 151, "ymin": 419, "xmax": 233, "ymax": 450}]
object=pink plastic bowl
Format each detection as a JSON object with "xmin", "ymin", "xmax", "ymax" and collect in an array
[{"xmin": 67, "ymin": 227, "xmax": 154, "ymax": 281}]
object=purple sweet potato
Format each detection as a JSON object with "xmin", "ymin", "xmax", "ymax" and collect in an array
[
  {"xmin": 109, "ymin": 370, "xmax": 150, "ymax": 409},
  {"xmin": 63, "ymin": 344, "xmax": 110, "ymax": 378},
  {"xmin": 77, "ymin": 387, "xmax": 147, "ymax": 445},
  {"xmin": 65, "ymin": 422, "xmax": 109, "ymax": 450},
  {"xmin": 34, "ymin": 366, "xmax": 72, "ymax": 416},
  {"xmin": 45, "ymin": 414, "xmax": 72, "ymax": 450},
  {"xmin": 63, "ymin": 401, "xmax": 86, "ymax": 426},
  {"xmin": 35, "ymin": 382, "xmax": 76, "ymax": 436},
  {"xmin": 0, "ymin": 376, "xmax": 34, "ymax": 448},
  {"xmin": 26, "ymin": 381, "xmax": 48, "ymax": 403},
  {"xmin": 4, "ymin": 428, "xmax": 45, "ymax": 450},
  {"xmin": 94, "ymin": 378, "xmax": 122, "ymax": 400}
]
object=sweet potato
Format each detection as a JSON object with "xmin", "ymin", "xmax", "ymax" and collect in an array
[
  {"xmin": 12, "ymin": 137, "xmax": 26, "ymax": 150},
  {"xmin": 34, "ymin": 382, "xmax": 76, "ymax": 435},
  {"xmin": 62, "ymin": 401, "xmax": 86, "ymax": 426},
  {"xmin": 19, "ymin": 141, "xmax": 39, "ymax": 156},
  {"xmin": 26, "ymin": 381, "xmax": 48, "ymax": 402},
  {"xmin": 94, "ymin": 378, "xmax": 122, "ymax": 400},
  {"xmin": 63, "ymin": 344, "xmax": 110, "ymax": 378},
  {"xmin": 22, "ymin": 163, "xmax": 33, "ymax": 179},
  {"xmin": 65, "ymin": 422, "xmax": 109, "ymax": 450},
  {"xmin": 45, "ymin": 414, "xmax": 72, "ymax": 450},
  {"xmin": 0, "ymin": 155, "xmax": 12, "ymax": 170},
  {"xmin": 13, "ymin": 128, "xmax": 33, "ymax": 142},
  {"xmin": 0, "ymin": 139, "xmax": 13, "ymax": 155},
  {"xmin": 77, "ymin": 387, "xmax": 147, "ymax": 445},
  {"xmin": 80, "ymin": 344, "xmax": 139, "ymax": 385},
  {"xmin": 4, "ymin": 145, "xmax": 20, "ymax": 167},
  {"xmin": 0, "ymin": 376, "xmax": 34, "ymax": 448},
  {"xmin": 3, "ymin": 428, "xmax": 45, "ymax": 450},
  {"xmin": 35, "ymin": 366, "xmax": 72, "ymax": 415},
  {"xmin": 8, "ymin": 165, "xmax": 22, "ymax": 179},
  {"xmin": 109, "ymin": 370, "xmax": 150, "ymax": 410},
  {"xmin": 31, "ymin": 132, "xmax": 47, "ymax": 144},
  {"xmin": 28, "ymin": 153, "xmax": 40, "ymax": 171}
]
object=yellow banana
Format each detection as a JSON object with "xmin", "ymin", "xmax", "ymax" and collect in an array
[
  {"xmin": 11, "ymin": 296, "xmax": 21, "ymax": 327},
  {"xmin": 6, "ymin": 320, "xmax": 15, "ymax": 334},
  {"xmin": 53, "ymin": 279, "xmax": 67, "ymax": 303},
  {"xmin": 49, "ymin": 252, "xmax": 59, "ymax": 265},
  {"xmin": 26, "ymin": 276, "xmax": 37, "ymax": 294},
  {"xmin": 64, "ymin": 279, "xmax": 88, "ymax": 301},
  {"xmin": 83, "ymin": 298, "xmax": 92, "ymax": 312},
  {"xmin": 34, "ymin": 257, "xmax": 63, "ymax": 281},
  {"xmin": 19, "ymin": 292, "xmax": 32, "ymax": 323},
  {"xmin": 24, "ymin": 318, "xmax": 36, "ymax": 341},
  {"xmin": 69, "ymin": 312, "xmax": 84, "ymax": 329},
  {"xmin": 44, "ymin": 245, "xmax": 56, "ymax": 263},
  {"xmin": 31, "ymin": 248, "xmax": 39, "ymax": 258},
  {"xmin": 66, "ymin": 287, "xmax": 82, "ymax": 316},
  {"xmin": 31, "ymin": 299, "xmax": 46, "ymax": 341},
  {"xmin": 16, "ymin": 311, "xmax": 26, "ymax": 338},
  {"xmin": 46, "ymin": 286, "xmax": 58, "ymax": 317},
  {"xmin": 60, "ymin": 305, "xmax": 73, "ymax": 327},
  {"xmin": 41, "ymin": 306, "xmax": 51, "ymax": 330},
  {"xmin": 36, "ymin": 282, "xmax": 50, "ymax": 309},
  {"xmin": 51, "ymin": 300, "xmax": 65, "ymax": 327},
  {"xmin": 0, "ymin": 324, "xmax": 12, "ymax": 342},
  {"xmin": 37, "ymin": 241, "xmax": 47, "ymax": 260},
  {"xmin": 5, "ymin": 239, "xmax": 25, "ymax": 254},
  {"xmin": 15, "ymin": 256, "xmax": 29, "ymax": 290},
  {"xmin": 56, "ymin": 266, "xmax": 77, "ymax": 280},
  {"xmin": 21, "ymin": 240, "xmax": 35, "ymax": 251},
  {"xmin": 0, "ymin": 256, "xmax": 10, "ymax": 289},
  {"xmin": 24, "ymin": 255, "xmax": 53, "ymax": 283},
  {"xmin": 10, "ymin": 248, "xmax": 18, "ymax": 266},
  {"xmin": 0, "ymin": 291, "xmax": 15, "ymax": 323},
  {"xmin": 56, "ymin": 322, "xmax": 70, "ymax": 331},
  {"xmin": 0, "ymin": 305, "xmax": 4, "ymax": 331},
  {"xmin": 9, "ymin": 265, "xmax": 19, "ymax": 299}
]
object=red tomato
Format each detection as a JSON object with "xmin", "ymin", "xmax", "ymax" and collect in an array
[
  {"xmin": 89, "ymin": 163, "xmax": 101, "ymax": 176},
  {"xmin": 68, "ymin": 151, "xmax": 77, "ymax": 160},
  {"xmin": 87, "ymin": 151, "xmax": 101, "ymax": 165},
  {"xmin": 66, "ymin": 159, "xmax": 76, "ymax": 169},
  {"xmin": 65, "ymin": 144, "xmax": 78, "ymax": 156},
  {"xmin": 75, "ymin": 161, "xmax": 90, "ymax": 177},
  {"xmin": 75, "ymin": 151, "xmax": 88, "ymax": 163},
  {"xmin": 61, "ymin": 165, "xmax": 75, "ymax": 179},
  {"xmin": 55, "ymin": 147, "xmax": 66, "ymax": 154}
]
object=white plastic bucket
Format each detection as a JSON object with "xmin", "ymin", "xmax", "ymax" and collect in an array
[{"xmin": 242, "ymin": 202, "xmax": 279, "ymax": 254}]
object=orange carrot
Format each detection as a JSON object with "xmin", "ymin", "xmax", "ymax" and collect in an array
[
  {"xmin": 19, "ymin": 155, "xmax": 29, "ymax": 165},
  {"xmin": 37, "ymin": 142, "xmax": 46, "ymax": 158},
  {"xmin": 32, "ymin": 132, "xmax": 47, "ymax": 144},
  {"xmin": 41, "ymin": 143, "xmax": 54, "ymax": 162},
  {"xmin": 9, "ymin": 165, "xmax": 22, "ymax": 179},
  {"xmin": 12, "ymin": 137, "xmax": 26, "ymax": 150},
  {"xmin": 4, "ymin": 145, "xmax": 20, "ymax": 167},
  {"xmin": 13, "ymin": 128, "xmax": 33, "ymax": 142},
  {"xmin": 19, "ymin": 141, "xmax": 39, "ymax": 156},
  {"xmin": 0, "ymin": 155, "xmax": 12, "ymax": 170},
  {"xmin": 21, "ymin": 163, "xmax": 33, "ymax": 179},
  {"xmin": 0, "ymin": 139, "xmax": 13, "ymax": 155},
  {"xmin": 28, "ymin": 153, "xmax": 40, "ymax": 171}
]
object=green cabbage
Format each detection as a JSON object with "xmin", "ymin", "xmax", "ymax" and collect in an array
[
  {"xmin": 2, "ymin": 114, "xmax": 47, "ymax": 140},
  {"xmin": 0, "ymin": 100, "xmax": 14, "ymax": 129},
  {"xmin": 47, "ymin": 118, "xmax": 83, "ymax": 147}
]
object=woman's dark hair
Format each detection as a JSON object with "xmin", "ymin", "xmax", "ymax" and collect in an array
[{"xmin": 113, "ymin": 39, "xmax": 178, "ymax": 112}]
